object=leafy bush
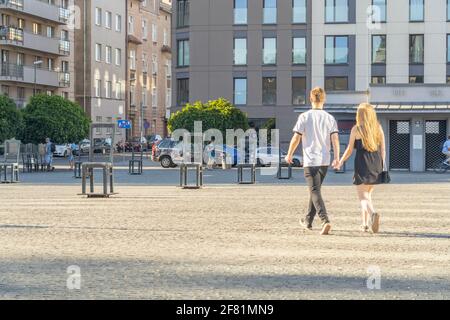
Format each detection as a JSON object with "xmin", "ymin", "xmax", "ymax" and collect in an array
[{"xmin": 0, "ymin": 95, "xmax": 23, "ymax": 143}]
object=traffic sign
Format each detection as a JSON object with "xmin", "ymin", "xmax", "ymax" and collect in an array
[{"xmin": 118, "ymin": 120, "xmax": 132, "ymax": 129}]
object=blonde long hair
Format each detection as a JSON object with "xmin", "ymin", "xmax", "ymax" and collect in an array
[{"xmin": 356, "ymin": 103, "xmax": 383, "ymax": 153}]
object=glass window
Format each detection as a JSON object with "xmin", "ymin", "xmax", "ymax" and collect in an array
[
  {"xmin": 292, "ymin": 77, "xmax": 306, "ymax": 105},
  {"xmin": 95, "ymin": 43, "xmax": 101, "ymax": 61},
  {"xmin": 116, "ymin": 14, "xmax": 122, "ymax": 32},
  {"xmin": 263, "ymin": 0, "xmax": 277, "ymax": 24},
  {"xmin": 95, "ymin": 7, "xmax": 102, "ymax": 26},
  {"xmin": 325, "ymin": 77, "xmax": 348, "ymax": 91},
  {"xmin": 177, "ymin": 78, "xmax": 189, "ymax": 106},
  {"xmin": 234, "ymin": 38, "xmax": 247, "ymax": 65},
  {"xmin": 448, "ymin": 0, "xmax": 450, "ymax": 21},
  {"xmin": 262, "ymin": 77, "xmax": 277, "ymax": 105},
  {"xmin": 325, "ymin": 0, "xmax": 348, "ymax": 23},
  {"xmin": 325, "ymin": 36, "xmax": 348, "ymax": 64},
  {"xmin": 409, "ymin": 75, "xmax": 424, "ymax": 83},
  {"xmin": 371, "ymin": 76, "xmax": 386, "ymax": 84},
  {"xmin": 372, "ymin": 35, "xmax": 386, "ymax": 64},
  {"xmin": 234, "ymin": 0, "xmax": 247, "ymax": 25},
  {"xmin": 177, "ymin": 0, "xmax": 190, "ymax": 28},
  {"xmin": 263, "ymin": 37, "xmax": 277, "ymax": 65},
  {"xmin": 177, "ymin": 39, "xmax": 190, "ymax": 67},
  {"xmin": 293, "ymin": 37, "xmax": 306, "ymax": 64},
  {"xmin": 293, "ymin": 0, "xmax": 306, "ymax": 23},
  {"xmin": 372, "ymin": 0, "xmax": 386, "ymax": 23},
  {"xmin": 410, "ymin": 0, "xmax": 424, "ymax": 21},
  {"xmin": 234, "ymin": 78, "xmax": 247, "ymax": 105},
  {"xmin": 409, "ymin": 34, "xmax": 424, "ymax": 64},
  {"xmin": 447, "ymin": 34, "xmax": 450, "ymax": 62}
]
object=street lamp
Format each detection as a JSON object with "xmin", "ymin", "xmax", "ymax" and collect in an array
[{"xmin": 33, "ymin": 60, "xmax": 43, "ymax": 96}]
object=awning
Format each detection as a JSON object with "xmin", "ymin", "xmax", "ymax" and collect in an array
[{"xmin": 294, "ymin": 104, "xmax": 450, "ymax": 114}]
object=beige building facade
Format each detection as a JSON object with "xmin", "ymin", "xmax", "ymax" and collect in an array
[
  {"xmin": 0, "ymin": 0, "xmax": 74, "ymax": 108},
  {"xmin": 126, "ymin": 0, "xmax": 172, "ymax": 139}
]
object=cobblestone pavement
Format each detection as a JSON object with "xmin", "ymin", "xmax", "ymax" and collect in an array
[{"xmin": 0, "ymin": 174, "xmax": 449, "ymax": 299}]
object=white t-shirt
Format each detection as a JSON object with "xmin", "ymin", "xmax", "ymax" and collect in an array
[{"xmin": 293, "ymin": 109, "xmax": 339, "ymax": 168}]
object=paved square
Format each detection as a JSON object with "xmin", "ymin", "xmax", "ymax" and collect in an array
[{"xmin": 0, "ymin": 169, "xmax": 449, "ymax": 299}]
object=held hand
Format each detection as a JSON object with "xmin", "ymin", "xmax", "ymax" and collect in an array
[{"xmin": 285, "ymin": 155, "xmax": 294, "ymax": 164}]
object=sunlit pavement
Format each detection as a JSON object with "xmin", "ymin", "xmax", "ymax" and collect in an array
[{"xmin": 0, "ymin": 162, "xmax": 449, "ymax": 299}]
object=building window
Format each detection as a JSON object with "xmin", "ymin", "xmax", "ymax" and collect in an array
[
  {"xmin": 32, "ymin": 23, "xmax": 42, "ymax": 35},
  {"xmin": 263, "ymin": 37, "xmax": 277, "ymax": 65},
  {"xmin": 372, "ymin": 0, "xmax": 386, "ymax": 23},
  {"xmin": 234, "ymin": 0, "xmax": 247, "ymax": 25},
  {"xmin": 371, "ymin": 76, "xmax": 386, "ymax": 84},
  {"xmin": 410, "ymin": 34, "xmax": 424, "ymax": 64},
  {"xmin": 292, "ymin": 77, "xmax": 306, "ymax": 105},
  {"xmin": 142, "ymin": 19, "xmax": 148, "ymax": 40},
  {"xmin": 152, "ymin": 24, "xmax": 157, "ymax": 42},
  {"xmin": 409, "ymin": 75, "xmax": 424, "ymax": 83},
  {"xmin": 95, "ymin": 7, "xmax": 102, "ymax": 26},
  {"xmin": 116, "ymin": 14, "xmax": 122, "ymax": 32},
  {"xmin": 96, "ymin": 117, "xmax": 102, "ymax": 133},
  {"xmin": 293, "ymin": 0, "xmax": 306, "ymax": 23},
  {"xmin": 177, "ymin": 0, "xmax": 190, "ymax": 28},
  {"xmin": 234, "ymin": 38, "xmax": 247, "ymax": 65},
  {"xmin": 128, "ymin": 15, "xmax": 134, "ymax": 35},
  {"xmin": 177, "ymin": 78, "xmax": 189, "ymax": 106},
  {"xmin": 234, "ymin": 78, "xmax": 247, "ymax": 105},
  {"xmin": 105, "ymin": 81, "xmax": 112, "ymax": 98},
  {"xmin": 325, "ymin": 0, "xmax": 348, "ymax": 23},
  {"xmin": 177, "ymin": 39, "xmax": 190, "ymax": 67},
  {"xmin": 263, "ymin": 0, "xmax": 277, "ymax": 24},
  {"xmin": 95, "ymin": 43, "xmax": 102, "ymax": 61},
  {"xmin": 325, "ymin": 35, "xmax": 348, "ymax": 64},
  {"xmin": 115, "ymin": 48, "xmax": 122, "ymax": 66},
  {"xmin": 129, "ymin": 49, "xmax": 136, "ymax": 70},
  {"xmin": 105, "ymin": 11, "xmax": 112, "ymax": 29},
  {"xmin": 447, "ymin": 34, "xmax": 450, "ymax": 62},
  {"xmin": 325, "ymin": 77, "xmax": 348, "ymax": 91},
  {"xmin": 106, "ymin": 46, "xmax": 112, "ymax": 64},
  {"xmin": 372, "ymin": 35, "xmax": 386, "ymax": 64},
  {"xmin": 262, "ymin": 77, "xmax": 277, "ymax": 105},
  {"xmin": 95, "ymin": 79, "xmax": 101, "ymax": 97},
  {"xmin": 410, "ymin": 0, "xmax": 424, "ymax": 22},
  {"xmin": 448, "ymin": 0, "xmax": 450, "ymax": 21},
  {"xmin": 293, "ymin": 37, "xmax": 306, "ymax": 64},
  {"xmin": 116, "ymin": 82, "xmax": 122, "ymax": 99}
]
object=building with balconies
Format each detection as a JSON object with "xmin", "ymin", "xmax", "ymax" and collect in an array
[
  {"xmin": 0, "ymin": 0, "xmax": 74, "ymax": 108},
  {"xmin": 125, "ymin": 0, "xmax": 172, "ymax": 139},
  {"xmin": 74, "ymin": 0, "xmax": 127, "ymax": 142}
]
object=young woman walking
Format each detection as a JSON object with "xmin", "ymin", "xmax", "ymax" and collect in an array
[{"xmin": 338, "ymin": 103, "xmax": 386, "ymax": 234}]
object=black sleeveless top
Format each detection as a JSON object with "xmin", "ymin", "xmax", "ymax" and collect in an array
[{"xmin": 353, "ymin": 139, "xmax": 383, "ymax": 185}]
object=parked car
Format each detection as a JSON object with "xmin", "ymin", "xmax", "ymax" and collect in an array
[
  {"xmin": 200, "ymin": 144, "xmax": 243, "ymax": 167},
  {"xmin": 154, "ymin": 138, "xmax": 182, "ymax": 168},
  {"xmin": 53, "ymin": 144, "xmax": 70, "ymax": 157},
  {"xmin": 256, "ymin": 147, "xmax": 303, "ymax": 167}
]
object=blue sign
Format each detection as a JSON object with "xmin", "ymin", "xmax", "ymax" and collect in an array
[{"xmin": 118, "ymin": 120, "xmax": 132, "ymax": 129}]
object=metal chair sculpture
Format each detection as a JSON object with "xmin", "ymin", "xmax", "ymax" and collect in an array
[
  {"xmin": 179, "ymin": 163, "xmax": 203, "ymax": 189},
  {"xmin": 37, "ymin": 144, "xmax": 47, "ymax": 171},
  {"xmin": 80, "ymin": 124, "xmax": 116, "ymax": 198},
  {"xmin": 277, "ymin": 149, "xmax": 292, "ymax": 180},
  {"xmin": 129, "ymin": 147, "xmax": 143, "ymax": 175},
  {"xmin": 74, "ymin": 141, "xmax": 88, "ymax": 179},
  {"xmin": 0, "ymin": 138, "xmax": 21, "ymax": 183},
  {"xmin": 22, "ymin": 143, "xmax": 37, "ymax": 173},
  {"xmin": 237, "ymin": 163, "xmax": 256, "ymax": 184}
]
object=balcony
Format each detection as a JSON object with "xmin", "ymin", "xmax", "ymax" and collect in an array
[
  {"xmin": 0, "ymin": 26, "xmax": 70, "ymax": 56},
  {"xmin": 0, "ymin": 63, "xmax": 69, "ymax": 88},
  {"xmin": 0, "ymin": 0, "xmax": 70, "ymax": 25}
]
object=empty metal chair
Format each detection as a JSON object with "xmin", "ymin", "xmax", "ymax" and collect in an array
[
  {"xmin": 0, "ymin": 138, "xmax": 21, "ymax": 183},
  {"xmin": 237, "ymin": 163, "xmax": 256, "ymax": 184},
  {"xmin": 80, "ymin": 124, "xmax": 116, "ymax": 197},
  {"xmin": 129, "ymin": 148, "xmax": 143, "ymax": 175},
  {"xmin": 179, "ymin": 163, "xmax": 203, "ymax": 189}
]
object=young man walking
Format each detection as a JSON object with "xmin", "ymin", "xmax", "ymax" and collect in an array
[{"xmin": 285, "ymin": 87, "xmax": 340, "ymax": 235}]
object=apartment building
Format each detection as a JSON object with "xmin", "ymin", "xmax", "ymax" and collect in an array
[
  {"xmin": 126, "ymin": 0, "xmax": 172, "ymax": 139},
  {"xmin": 0, "ymin": 0, "xmax": 74, "ymax": 108},
  {"xmin": 172, "ymin": 0, "xmax": 450, "ymax": 172},
  {"xmin": 74, "ymin": 0, "xmax": 127, "ymax": 142}
]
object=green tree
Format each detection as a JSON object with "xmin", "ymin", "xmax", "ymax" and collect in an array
[
  {"xmin": 167, "ymin": 98, "xmax": 249, "ymax": 136},
  {"xmin": 21, "ymin": 94, "xmax": 90, "ymax": 144},
  {"xmin": 0, "ymin": 95, "xmax": 23, "ymax": 143}
]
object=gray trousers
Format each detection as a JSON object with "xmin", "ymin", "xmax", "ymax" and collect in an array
[{"xmin": 304, "ymin": 166, "xmax": 330, "ymax": 225}]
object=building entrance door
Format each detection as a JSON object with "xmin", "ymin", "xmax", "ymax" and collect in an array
[
  {"xmin": 425, "ymin": 120, "xmax": 448, "ymax": 170},
  {"xmin": 389, "ymin": 120, "xmax": 411, "ymax": 170}
]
